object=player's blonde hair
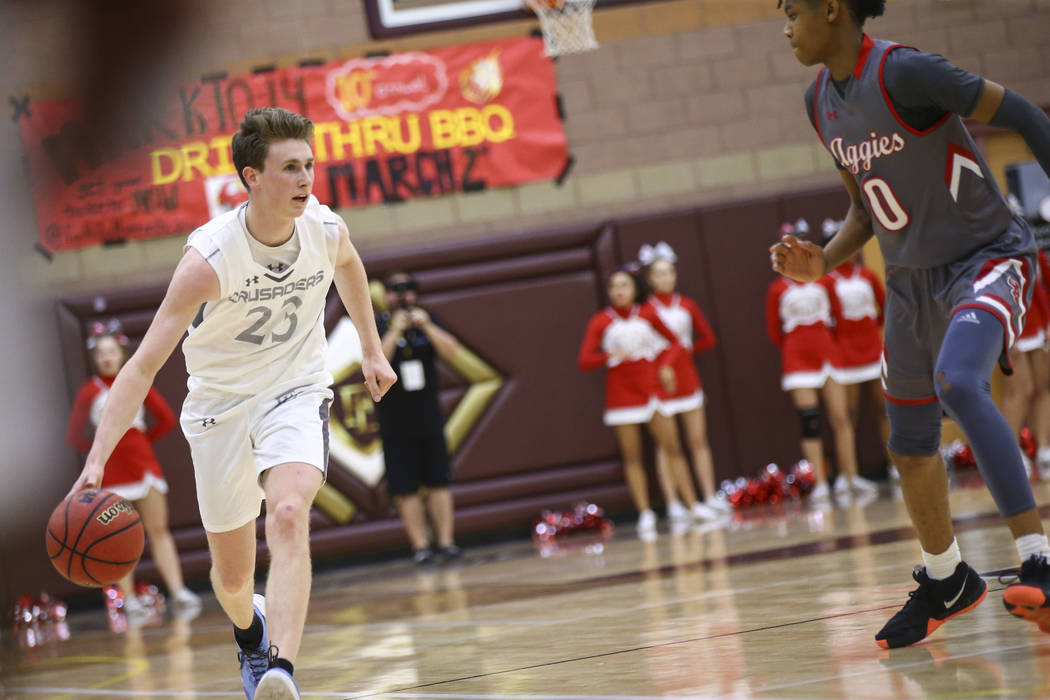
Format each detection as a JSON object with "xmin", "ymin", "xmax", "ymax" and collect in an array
[{"xmin": 232, "ymin": 107, "xmax": 314, "ymax": 190}]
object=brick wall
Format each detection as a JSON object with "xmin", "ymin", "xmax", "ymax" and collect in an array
[{"xmin": 5, "ymin": 0, "xmax": 1050, "ymax": 291}]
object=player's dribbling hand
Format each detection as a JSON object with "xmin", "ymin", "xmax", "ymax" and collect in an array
[
  {"xmin": 769, "ymin": 234, "xmax": 825, "ymax": 282},
  {"xmin": 68, "ymin": 457, "xmax": 104, "ymax": 498},
  {"xmin": 362, "ymin": 352, "xmax": 398, "ymax": 402}
]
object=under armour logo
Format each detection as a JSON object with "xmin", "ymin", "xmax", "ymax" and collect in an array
[
  {"xmin": 267, "ymin": 262, "xmax": 286, "ymax": 272},
  {"xmin": 245, "ymin": 276, "xmax": 259, "ymax": 286},
  {"xmin": 957, "ymin": 311, "xmax": 981, "ymax": 324},
  {"xmin": 201, "ymin": 417, "xmax": 216, "ymax": 427},
  {"xmin": 826, "ymin": 109, "xmax": 838, "ymax": 120}
]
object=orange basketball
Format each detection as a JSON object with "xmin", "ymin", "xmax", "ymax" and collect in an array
[{"xmin": 45, "ymin": 489, "xmax": 145, "ymax": 587}]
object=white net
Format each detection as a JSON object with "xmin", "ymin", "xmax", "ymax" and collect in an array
[{"xmin": 526, "ymin": 0, "xmax": 598, "ymax": 57}]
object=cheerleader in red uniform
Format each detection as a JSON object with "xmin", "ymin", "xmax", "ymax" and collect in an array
[
  {"xmin": 640, "ymin": 242, "xmax": 728, "ymax": 521},
  {"xmin": 821, "ymin": 220, "xmax": 886, "ymax": 494},
  {"xmin": 766, "ymin": 222, "xmax": 859, "ymax": 501},
  {"xmin": 67, "ymin": 321, "xmax": 200, "ymax": 615},
  {"xmin": 1002, "ymin": 248, "xmax": 1050, "ymax": 477},
  {"xmin": 578, "ymin": 269, "xmax": 690, "ymax": 537}
]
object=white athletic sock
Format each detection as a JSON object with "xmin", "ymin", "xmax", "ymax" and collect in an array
[
  {"xmin": 922, "ymin": 538, "xmax": 962, "ymax": 580},
  {"xmin": 1038, "ymin": 447, "xmax": 1050, "ymax": 463},
  {"xmin": 1015, "ymin": 533, "xmax": 1050, "ymax": 563}
]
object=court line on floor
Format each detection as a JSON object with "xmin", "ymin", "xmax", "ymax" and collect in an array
[
  {"xmin": 14, "ymin": 504, "xmax": 1029, "ymax": 699},
  {"xmin": 300, "ymin": 554, "xmax": 993, "ymax": 672},
  {"xmin": 335, "ymin": 604, "xmax": 921, "ymax": 698},
  {"xmin": 327, "ymin": 580, "xmax": 1024, "ymax": 699}
]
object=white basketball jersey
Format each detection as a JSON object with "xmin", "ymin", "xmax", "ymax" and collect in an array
[
  {"xmin": 183, "ymin": 196, "xmax": 340, "ymax": 398},
  {"xmin": 779, "ymin": 282, "xmax": 832, "ymax": 334}
]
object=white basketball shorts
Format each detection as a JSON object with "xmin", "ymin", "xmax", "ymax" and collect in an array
[{"xmin": 180, "ymin": 383, "xmax": 333, "ymax": 533}]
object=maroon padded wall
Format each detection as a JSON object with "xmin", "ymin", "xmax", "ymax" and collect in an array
[{"xmin": 31, "ymin": 183, "xmax": 887, "ymax": 603}]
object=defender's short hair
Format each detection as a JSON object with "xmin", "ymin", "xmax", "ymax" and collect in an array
[{"xmin": 777, "ymin": 0, "xmax": 886, "ymax": 26}]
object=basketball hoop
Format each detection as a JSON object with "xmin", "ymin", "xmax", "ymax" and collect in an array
[{"xmin": 525, "ymin": 0, "xmax": 598, "ymax": 57}]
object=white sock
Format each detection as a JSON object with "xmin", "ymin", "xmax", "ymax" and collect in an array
[
  {"xmin": 922, "ymin": 538, "xmax": 962, "ymax": 580},
  {"xmin": 1038, "ymin": 447, "xmax": 1050, "ymax": 463},
  {"xmin": 1015, "ymin": 533, "xmax": 1050, "ymax": 563}
]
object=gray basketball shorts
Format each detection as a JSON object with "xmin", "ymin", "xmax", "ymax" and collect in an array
[{"xmin": 881, "ymin": 249, "xmax": 1035, "ymax": 405}]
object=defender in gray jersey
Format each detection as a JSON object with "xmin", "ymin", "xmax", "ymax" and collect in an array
[
  {"xmin": 773, "ymin": 0, "xmax": 1050, "ymax": 649},
  {"xmin": 69, "ymin": 108, "xmax": 397, "ymax": 700}
]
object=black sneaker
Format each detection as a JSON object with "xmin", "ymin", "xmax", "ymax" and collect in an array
[
  {"xmin": 875, "ymin": 562, "xmax": 987, "ymax": 649},
  {"xmin": 1003, "ymin": 555, "xmax": 1050, "ymax": 632},
  {"xmin": 414, "ymin": 547, "xmax": 437, "ymax": 566},
  {"xmin": 437, "ymin": 544, "xmax": 462, "ymax": 563}
]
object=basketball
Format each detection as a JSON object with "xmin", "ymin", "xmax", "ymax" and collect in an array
[{"xmin": 45, "ymin": 489, "xmax": 145, "ymax": 587}]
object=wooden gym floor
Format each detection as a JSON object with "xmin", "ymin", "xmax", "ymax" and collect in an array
[{"xmin": 6, "ymin": 479, "xmax": 1050, "ymax": 699}]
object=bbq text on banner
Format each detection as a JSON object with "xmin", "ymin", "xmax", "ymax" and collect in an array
[{"xmin": 18, "ymin": 37, "xmax": 568, "ymax": 252}]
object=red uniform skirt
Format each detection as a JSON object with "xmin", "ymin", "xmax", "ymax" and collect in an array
[
  {"xmin": 655, "ymin": 349, "xmax": 703, "ymax": 415},
  {"xmin": 100, "ymin": 429, "xmax": 169, "ymax": 500},
  {"xmin": 780, "ymin": 324, "xmax": 840, "ymax": 391},
  {"xmin": 604, "ymin": 360, "xmax": 665, "ymax": 425},
  {"xmin": 831, "ymin": 318, "xmax": 882, "ymax": 384}
]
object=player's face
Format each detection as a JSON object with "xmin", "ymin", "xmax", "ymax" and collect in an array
[
  {"xmin": 783, "ymin": 0, "xmax": 830, "ymax": 67},
  {"xmin": 93, "ymin": 336, "xmax": 125, "ymax": 377},
  {"xmin": 608, "ymin": 272, "xmax": 637, "ymax": 307},
  {"xmin": 648, "ymin": 259, "xmax": 677, "ymax": 294},
  {"xmin": 248, "ymin": 138, "xmax": 315, "ymax": 218}
]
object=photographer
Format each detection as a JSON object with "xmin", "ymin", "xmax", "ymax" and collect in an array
[{"xmin": 376, "ymin": 272, "xmax": 462, "ymax": 565}]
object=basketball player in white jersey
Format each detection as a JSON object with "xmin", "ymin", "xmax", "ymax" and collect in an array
[{"xmin": 69, "ymin": 107, "xmax": 397, "ymax": 700}]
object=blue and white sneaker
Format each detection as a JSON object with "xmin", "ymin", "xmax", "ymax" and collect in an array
[
  {"xmin": 238, "ymin": 594, "xmax": 269, "ymax": 699},
  {"xmin": 255, "ymin": 666, "xmax": 300, "ymax": 700}
]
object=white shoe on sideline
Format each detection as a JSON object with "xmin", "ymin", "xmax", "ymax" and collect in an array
[
  {"xmin": 691, "ymin": 501, "xmax": 719, "ymax": 521},
  {"xmin": 809, "ymin": 481, "xmax": 831, "ymax": 502},
  {"xmin": 1039, "ymin": 458, "xmax": 1050, "ymax": 481},
  {"xmin": 706, "ymin": 493, "xmax": 733, "ymax": 513},
  {"xmin": 122, "ymin": 593, "xmax": 146, "ymax": 616},
  {"xmin": 852, "ymin": 475, "xmax": 879, "ymax": 493},
  {"xmin": 636, "ymin": 509, "xmax": 657, "ymax": 538},
  {"xmin": 666, "ymin": 500, "xmax": 690, "ymax": 521},
  {"xmin": 172, "ymin": 587, "xmax": 202, "ymax": 609}
]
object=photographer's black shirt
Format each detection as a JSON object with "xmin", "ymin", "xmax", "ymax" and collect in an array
[{"xmin": 374, "ymin": 311, "xmax": 446, "ymax": 436}]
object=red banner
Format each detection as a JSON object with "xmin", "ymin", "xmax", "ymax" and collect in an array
[{"xmin": 19, "ymin": 37, "xmax": 568, "ymax": 252}]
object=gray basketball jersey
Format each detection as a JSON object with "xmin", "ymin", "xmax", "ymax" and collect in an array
[{"xmin": 812, "ymin": 38, "xmax": 1014, "ymax": 268}]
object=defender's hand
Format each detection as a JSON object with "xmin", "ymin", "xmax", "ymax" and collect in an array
[{"xmin": 770, "ymin": 235, "xmax": 825, "ymax": 283}]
